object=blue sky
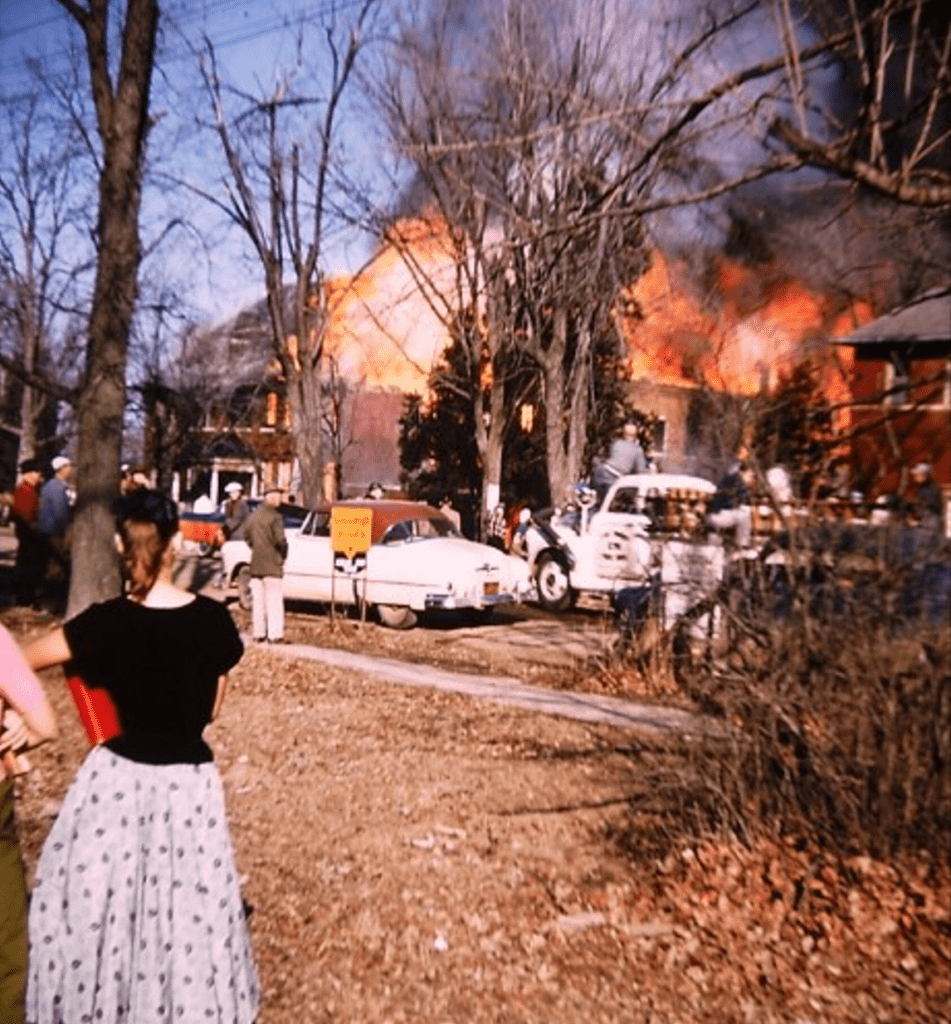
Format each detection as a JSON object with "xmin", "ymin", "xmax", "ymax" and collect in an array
[{"xmin": 0, "ymin": 0, "xmax": 385, "ymax": 325}]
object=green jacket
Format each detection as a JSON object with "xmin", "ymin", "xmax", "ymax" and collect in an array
[{"xmin": 245, "ymin": 503, "xmax": 287, "ymax": 578}]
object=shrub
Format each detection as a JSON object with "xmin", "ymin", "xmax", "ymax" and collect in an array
[{"xmin": 672, "ymin": 545, "xmax": 951, "ymax": 863}]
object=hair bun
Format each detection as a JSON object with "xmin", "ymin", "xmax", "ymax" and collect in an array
[{"xmin": 112, "ymin": 489, "xmax": 179, "ymax": 536}]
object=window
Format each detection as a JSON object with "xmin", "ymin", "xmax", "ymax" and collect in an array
[
  {"xmin": 887, "ymin": 351, "xmax": 910, "ymax": 406},
  {"xmin": 651, "ymin": 418, "xmax": 667, "ymax": 454},
  {"xmin": 381, "ymin": 521, "xmax": 412, "ymax": 544},
  {"xmin": 303, "ymin": 511, "xmax": 330, "ymax": 537}
]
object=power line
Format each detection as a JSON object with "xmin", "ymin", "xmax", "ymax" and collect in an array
[{"xmin": 0, "ymin": 0, "xmax": 373, "ymax": 95}]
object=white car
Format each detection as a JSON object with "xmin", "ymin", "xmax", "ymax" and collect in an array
[
  {"xmin": 220, "ymin": 499, "xmax": 532, "ymax": 628},
  {"xmin": 517, "ymin": 473, "xmax": 725, "ymax": 629}
]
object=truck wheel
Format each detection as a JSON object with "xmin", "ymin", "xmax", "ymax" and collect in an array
[
  {"xmin": 376, "ymin": 604, "xmax": 418, "ymax": 629},
  {"xmin": 535, "ymin": 553, "xmax": 573, "ymax": 612},
  {"xmin": 235, "ymin": 565, "xmax": 252, "ymax": 611}
]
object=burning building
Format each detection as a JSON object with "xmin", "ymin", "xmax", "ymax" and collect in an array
[{"xmin": 167, "ymin": 218, "xmax": 911, "ymax": 507}]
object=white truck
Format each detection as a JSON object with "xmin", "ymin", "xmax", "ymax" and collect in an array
[{"xmin": 515, "ymin": 473, "xmax": 725, "ymax": 630}]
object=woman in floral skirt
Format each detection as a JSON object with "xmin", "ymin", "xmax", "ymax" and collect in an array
[{"xmin": 24, "ymin": 489, "xmax": 259, "ymax": 1024}]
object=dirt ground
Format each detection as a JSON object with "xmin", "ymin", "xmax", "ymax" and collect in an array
[{"xmin": 6, "ymin": 604, "xmax": 949, "ymax": 1024}]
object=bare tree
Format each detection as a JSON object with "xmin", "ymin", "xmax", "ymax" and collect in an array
[
  {"xmin": 54, "ymin": 0, "xmax": 160, "ymax": 613},
  {"xmin": 0, "ymin": 88, "xmax": 92, "ymax": 465},
  {"xmin": 768, "ymin": 0, "xmax": 951, "ymax": 209},
  {"xmin": 379, "ymin": 0, "xmax": 788, "ymax": 508},
  {"xmin": 193, "ymin": 0, "xmax": 381, "ymax": 507}
]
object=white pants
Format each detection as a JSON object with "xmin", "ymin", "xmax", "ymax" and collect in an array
[
  {"xmin": 707, "ymin": 506, "xmax": 752, "ymax": 548},
  {"xmin": 249, "ymin": 575, "xmax": 284, "ymax": 641}
]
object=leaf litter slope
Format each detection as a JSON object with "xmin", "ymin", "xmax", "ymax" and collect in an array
[{"xmin": 8, "ymin": 610, "xmax": 949, "ymax": 1024}]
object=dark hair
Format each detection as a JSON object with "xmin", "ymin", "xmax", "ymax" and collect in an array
[{"xmin": 112, "ymin": 490, "xmax": 179, "ymax": 599}]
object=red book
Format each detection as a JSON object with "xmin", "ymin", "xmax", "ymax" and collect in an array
[{"xmin": 67, "ymin": 676, "xmax": 121, "ymax": 745}]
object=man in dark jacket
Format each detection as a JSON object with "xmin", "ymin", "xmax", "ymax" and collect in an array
[
  {"xmin": 36, "ymin": 455, "xmax": 73, "ymax": 612},
  {"xmin": 10, "ymin": 459, "xmax": 44, "ymax": 605},
  {"xmin": 245, "ymin": 484, "xmax": 287, "ymax": 643},
  {"xmin": 707, "ymin": 460, "xmax": 754, "ymax": 549},
  {"xmin": 222, "ymin": 482, "xmax": 250, "ymax": 540}
]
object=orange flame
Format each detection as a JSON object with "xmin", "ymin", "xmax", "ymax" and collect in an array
[
  {"xmin": 620, "ymin": 252, "xmax": 873, "ymax": 430},
  {"xmin": 323, "ymin": 224, "xmax": 874, "ymax": 416}
]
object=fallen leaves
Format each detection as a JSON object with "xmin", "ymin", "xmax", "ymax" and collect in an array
[{"xmin": 5, "ymin": 605, "xmax": 949, "ymax": 1023}]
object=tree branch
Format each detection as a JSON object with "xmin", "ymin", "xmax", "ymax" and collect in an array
[{"xmin": 770, "ymin": 116, "xmax": 951, "ymax": 207}]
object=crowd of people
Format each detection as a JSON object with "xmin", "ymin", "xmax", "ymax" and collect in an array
[{"xmin": 7, "ymin": 457, "xmax": 75, "ymax": 613}]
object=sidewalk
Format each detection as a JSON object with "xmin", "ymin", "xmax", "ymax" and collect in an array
[{"xmin": 245, "ymin": 633, "xmax": 712, "ymax": 737}]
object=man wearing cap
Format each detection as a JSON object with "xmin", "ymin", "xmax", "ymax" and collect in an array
[
  {"xmin": 222, "ymin": 482, "xmax": 250, "ymax": 541},
  {"xmin": 36, "ymin": 457, "xmax": 73, "ymax": 611},
  {"xmin": 10, "ymin": 459, "xmax": 44, "ymax": 606},
  {"xmin": 244, "ymin": 484, "xmax": 287, "ymax": 643},
  {"xmin": 592, "ymin": 423, "xmax": 648, "ymax": 504}
]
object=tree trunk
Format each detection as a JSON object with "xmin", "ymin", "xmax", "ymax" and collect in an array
[
  {"xmin": 65, "ymin": 0, "xmax": 159, "ymax": 617},
  {"xmin": 291, "ymin": 363, "xmax": 324, "ymax": 508},
  {"xmin": 478, "ymin": 361, "xmax": 506, "ymax": 538},
  {"xmin": 563, "ymin": 321, "xmax": 592, "ymax": 488},
  {"xmin": 17, "ymin": 280, "xmax": 40, "ymax": 464},
  {"xmin": 539, "ymin": 307, "xmax": 568, "ymax": 508}
]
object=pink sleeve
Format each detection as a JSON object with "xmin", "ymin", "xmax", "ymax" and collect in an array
[{"xmin": 0, "ymin": 625, "xmax": 47, "ymax": 715}]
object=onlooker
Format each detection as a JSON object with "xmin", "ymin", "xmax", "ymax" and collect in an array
[
  {"xmin": 23, "ymin": 489, "xmax": 258, "ymax": 1024},
  {"xmin": 485, "ymin": 503, "xmax": 507, "ymax": 551},
  {"xmin": 365, "ymin": 481, "xmax": 384, "ymax": 500},
  {"xmin": 908, "ymin": 462, "xmax": 943, "ymax": 532},
  {"xmin": 0, "ymin": 625, "xmax": 58, "ymax": 1024},
  {"xmin": 592, "ymin": 423, "xmax": 648, "ymax": 502},
  {"xmin": 36, "ymin": 456, "xmax": 73, "ymax": 611},
  {"xmin": 707, "ymin": 459, "xmax": 754, "ymax": 549},
  {"xmin": 119, "ymin": 465, "xmax": 149, "ymax": 493},
  {"xmin": 9, "ymin": 459, "xmax": 44, "ymax": 607},
  {"xmin": 245, "ymin": 484, "xmax": 288, "ymax": 643},
  {"xmin": 36, "ymin": 456, "xmax": 72, "ymax": 542},
  {"xmin": 223, "ymin": 481, "xmax": 250, "ymax": 541},
  {"xmin": 439, "ymin": 496, "xmax": 461, "ymax": 532}
]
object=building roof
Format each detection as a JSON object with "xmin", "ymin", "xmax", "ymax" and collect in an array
[{"xmin": 839, "ymin": 289, "xmax": 951, "ymax": 345}]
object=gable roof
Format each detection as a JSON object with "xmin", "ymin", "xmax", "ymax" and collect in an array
[{"xmin": 839, "ymin": 289, "xmax": 951, "ymax": 345}]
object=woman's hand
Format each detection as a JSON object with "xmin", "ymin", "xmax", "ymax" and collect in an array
[{"xmin": 0, "ymin": 708, "xmax": 41, "ymax": 754}]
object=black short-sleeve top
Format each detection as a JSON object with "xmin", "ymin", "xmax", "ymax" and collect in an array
[{"xmin": 63, "ymin": 595, "xmax": 244, "ymax": 764}]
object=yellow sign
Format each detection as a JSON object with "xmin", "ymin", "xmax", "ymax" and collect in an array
[{"xmin": 331, "ymin": 506, "xmax": 373, "ymax": 558}]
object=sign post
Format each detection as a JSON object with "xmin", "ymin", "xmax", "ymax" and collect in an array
[{"xmin": 330, "ymin": 506, "xmax": 373, "ymax": 622}]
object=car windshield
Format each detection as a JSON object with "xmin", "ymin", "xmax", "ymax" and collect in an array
[{"xmin": 607, "ymin": 488, "xmax": 646, "ymax": 514}]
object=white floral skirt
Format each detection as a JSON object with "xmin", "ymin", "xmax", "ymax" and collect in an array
[{"xmin": 26, "ymin": 745, "xmax": 259, "ymax": 1024}]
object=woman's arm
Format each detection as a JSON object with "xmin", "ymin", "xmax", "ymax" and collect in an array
[
  {"xmin": 0, "ymin": 627, "xmax": 58, "ymax": 746},
  {"xmin": 211, "ymin": 675, "xmax": 228, "ymax": 722},
  {"xmin": 24, "ymin": 627, "xmax": 73, "ymax": 672}
]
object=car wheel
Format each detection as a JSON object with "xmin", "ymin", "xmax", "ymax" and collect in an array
[
  {"xmin": 535, "ymin": 553, "xmax": 573, "ymax": 612},
  {"xmin": 376, "ymin": 604, "xmax": 418, "ymax": 629},
  {"xmin": 198, "ymin": 540, "xmax": 215, "ymax": 557},
  {"xmin": 235, "ymin": 565, "xmax": 252, "ymax": 611}
]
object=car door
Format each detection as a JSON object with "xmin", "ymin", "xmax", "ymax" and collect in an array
[
  {"xmin": 363, "ymin": 518, "xmax": 423, "ymax": 608},
  {"xmin": 282, "ymin": 510, "xmax": 343, "ymax": 603}
]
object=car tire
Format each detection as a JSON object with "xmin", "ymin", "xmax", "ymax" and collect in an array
[
  {"xmin": 535, "ymin": 552, "xmax": 574, "ymax": 612},
  {"xmin": 376, "ymin": 604, "xmax": 418, "ymax": 629},
  {"xmin": 235, "ymin": 565, "xmax": 252, "ymax": 611}
]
